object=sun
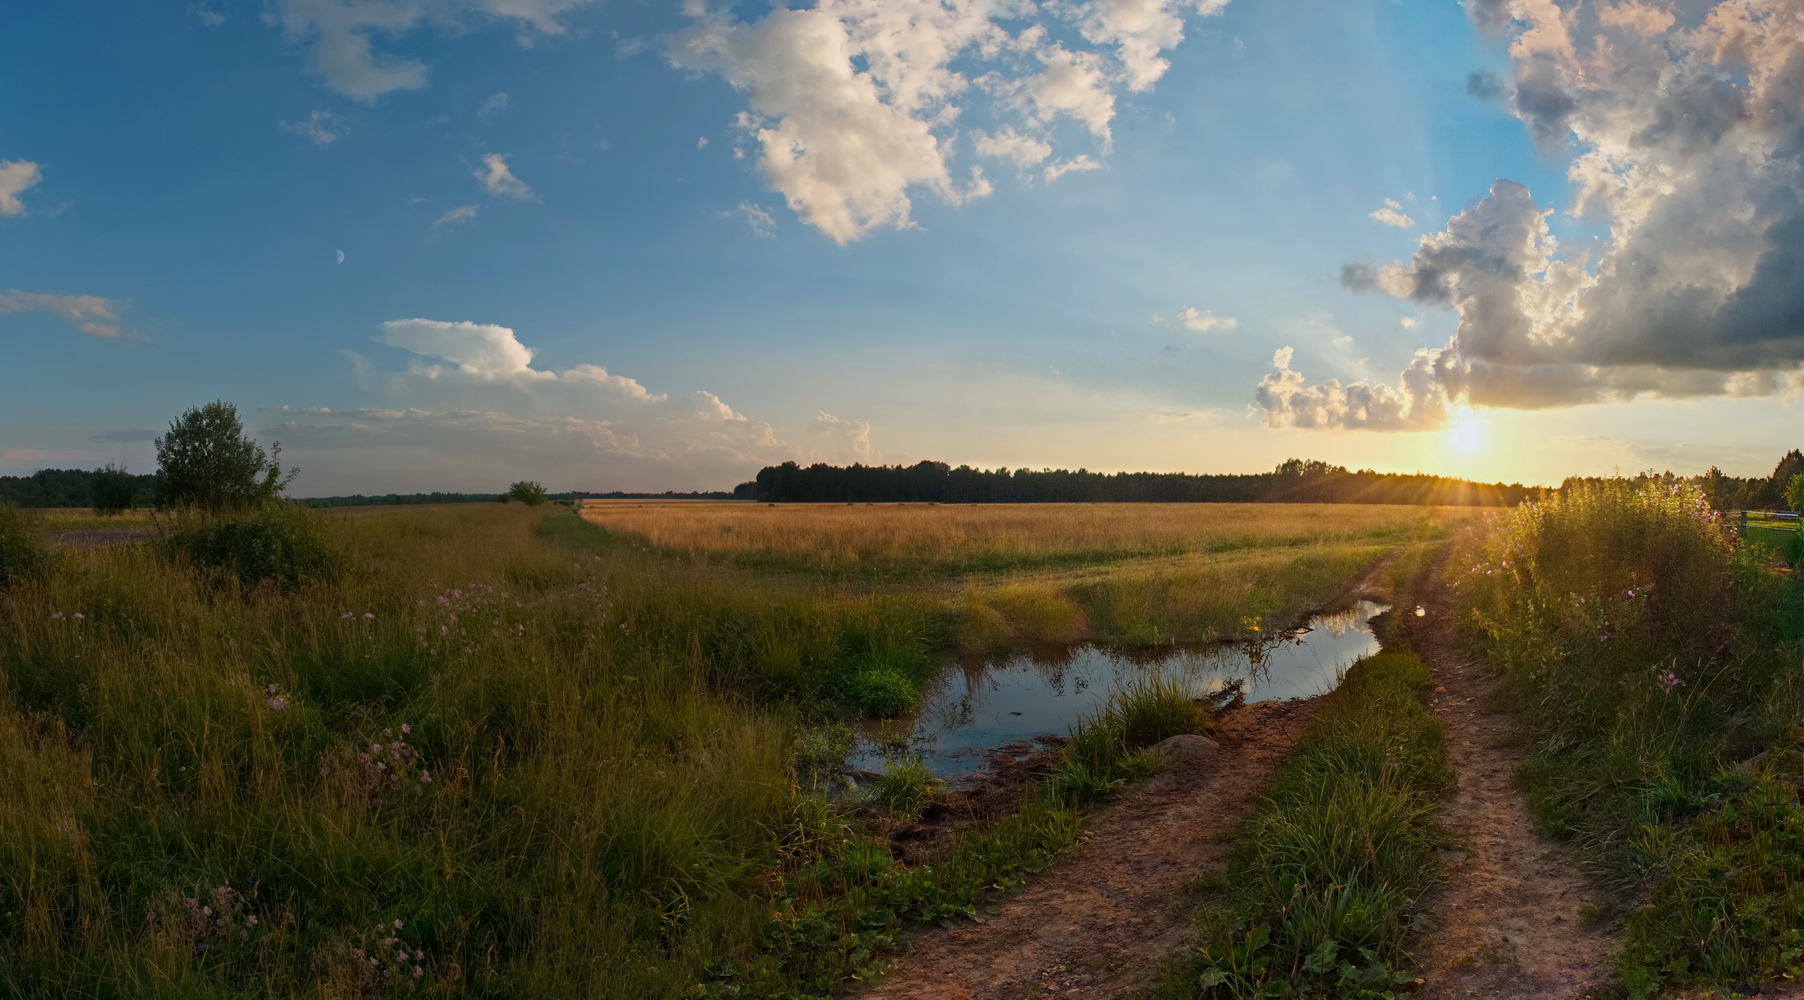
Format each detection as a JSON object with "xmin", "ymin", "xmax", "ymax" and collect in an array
[{"xmin": 1448, "ymin": 409, "xmax": 1488, "ymax": 453}]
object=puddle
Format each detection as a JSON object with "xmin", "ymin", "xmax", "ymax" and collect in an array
[{"xmin": 855, "ymin": 600, "xmax": 1391, "ymax": 781}]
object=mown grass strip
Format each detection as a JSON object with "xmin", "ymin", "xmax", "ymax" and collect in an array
[{"xmin": 1156, "ymin": 649, "xmax": 1451, "ymax": 1000}]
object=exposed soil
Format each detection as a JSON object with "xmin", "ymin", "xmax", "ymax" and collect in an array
[
  {"xmin": 1401, "ymin": 571, "xmax": 1619, "ymax": 1000},
  {"xmin": 859, "ymin": 735, "xmax": 1072, "ymax": 866},
  {"xmin": 848, "ymin": 696, "xmax": 1321, "ymax": 1000}
]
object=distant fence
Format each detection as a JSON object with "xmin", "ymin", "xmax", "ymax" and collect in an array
[{"xmin": 1734, "ymin": 510, "xmax": 1802, "ymax": 533}]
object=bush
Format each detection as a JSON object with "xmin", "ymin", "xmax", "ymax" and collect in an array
[
  {"xmin": 89, "ymin": 462, "xmax": 138, "ymax": 515},
  {"xmin": 0, "ymin": 503, "xmax": 50, "ymax": 586},
  {"xmin": 505, "ymin": 481, "xmax": 548, "ymax": 506},
  {"xmin": 165, "ymin": 502, "xmax": 345, "ymax": 587}
]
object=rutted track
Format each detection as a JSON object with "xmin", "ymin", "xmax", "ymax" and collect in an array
[
  {"xmin": 851, "ymin": 699, "xmax": 1319, "ymax": 1000},
  {"xmin": 1406, "ymin": 569, "xmax": 1618, "ymax": 999}
]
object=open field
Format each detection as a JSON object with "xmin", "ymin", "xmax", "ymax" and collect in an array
[
  {"xmin": 580, "ymin": 499, "xmax": 1472, "ymax": 578},
  {"xmin": 0, "ymin": 499, "xmax": 1464, "ymax": 998}
]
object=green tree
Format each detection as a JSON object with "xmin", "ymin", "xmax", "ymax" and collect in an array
[
  {"xmin": 155, "ymin": 401, "xmax": 294, "ymax": 512},
  {"xmin": 1786, "ymin": 473, "xmax": 1804, "ymax": 515},
  {"xmin": 89, "ymin": 462, "xmax": 137, "ymax": 516},
  {"xmin": 504, "ymin": 480, "xmax": 549, "ymax": 506}
]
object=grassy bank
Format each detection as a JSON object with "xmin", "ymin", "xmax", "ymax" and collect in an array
[
  {"xmin": 1454, "ymin": 481, "xmax": 1804, "ymax": 996},
  {"xmin": 1157, "ymin": 649, "xmax": 1450, "ymax": 999},
  {"xmin": 0, "ymin": 500, "xmax": 1411, "ymax": 998}
]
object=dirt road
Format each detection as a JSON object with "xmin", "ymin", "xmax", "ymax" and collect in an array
[
  {"xmin": 1405, "ymin": 577, "xmax": 1618, "ymax": 1000},
  {"xmin": 851, "ymin": 698, "xmax": 1319, "ymax": 1000}
]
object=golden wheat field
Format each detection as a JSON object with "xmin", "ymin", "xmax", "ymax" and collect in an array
[{"xmin": 579, "ymin": 499, "xmax": 1482, "ymax": 575}]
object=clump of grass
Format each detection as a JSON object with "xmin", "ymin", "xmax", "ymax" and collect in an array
[
  {"xmin": 163, "ymin": 501, "xmax": 346, "ymax": 587},
  {"xmin": 1157, "ymin": 650, "xmax": 1449, "ymax": 999},
  {"xmin": 0, "ymin": 503, "xmax": 50, "ymax": 587},
  {"xmin": 871, "ymin": 758, "xmax": 940, "ymax": 817},
  {"xmin": 1048, "ymin": 674, "xmax": 1211, "ymax": 805},
  {"xmin": 1455, "ymin": 479, "xmax": 1804, "ymax": 997}
]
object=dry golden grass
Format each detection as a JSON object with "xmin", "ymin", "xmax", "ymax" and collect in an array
[{"xmin": 580, "ymin": 500, "xmax": 1483, "ymax": 577}]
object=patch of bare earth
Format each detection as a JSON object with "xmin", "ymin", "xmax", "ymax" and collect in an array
[
  {"xmin": 1406, "ymin": 577, "xmax": 1617, "ymax": 1000},
  {"xmin": 848, "ymin": 697, "xmax": 1320, "ymax": 1000}
]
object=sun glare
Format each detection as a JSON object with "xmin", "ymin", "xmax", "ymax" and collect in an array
[{"xmin": 1448, "ymin": 409, "xmax": 1488, "ymax": 453}]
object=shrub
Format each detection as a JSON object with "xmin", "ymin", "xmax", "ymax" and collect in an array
[
  {"xmin": 505, "ymin": 481, "xmax": 549, "ymax": 506},
  {"xmin": 89, "ymin": 462, "xmax": 138, "ymax": 515},
  {"xmin": 165, "ymin": 502, "xmax": 345, "ymax": 587},
  {"xmin": 0, "ymin": 503, "xmax": 50, "ymax": 586}
]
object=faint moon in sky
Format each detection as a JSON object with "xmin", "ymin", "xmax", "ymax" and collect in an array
[{"xmin": 335, "ymin": 249, "xmax": 345, "ymax": 264}]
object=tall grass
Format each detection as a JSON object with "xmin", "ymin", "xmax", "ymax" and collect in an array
[
  {"xmin": 0, "ymin": 503, "xmax": 50, "ymax": 586},
  {"xmin": 1454, "ymin": 480, "xmax": 1804, "ymax": 996},
  {"xmin": 1157, "ymin": 650, "xmax": 1450, "ymax": 1000}
]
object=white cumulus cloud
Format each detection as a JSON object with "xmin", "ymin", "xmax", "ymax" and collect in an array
[
  {"xmin": 269, "ymin": 0, "xmax": 593, "ymax": 101},
  {"xmin": 0, "ymin": 160, "xmax": 43, "ymax": 216},
  {"xmin": 0, "ymin": 291, "xmax": 126, "ymax": 339},
  {"xmin": 271, "ymin": 318, "xmax": 875, "ymax": 492},
  {"xmin": 475, "ymin": 153, "xmax": 533, "ymax": 199},
  {"xmin": 809, "ymin": 411, "xmax": 873, "ymax": 459},
  {"xmin": 1273, "ymin": 0, "xmax": 1804, "ymax": 430},
  {"xmin": 281, "ymin": 109, "xmax": 348, "ymax": 146},
  {"xmin": 435, "ymin": 204, "xmax": 478, "ymax": 225},
  {"xmin": 736, "ymin": 201, "xmax": 777, "ymax": 237},
  {"xmin": 1368, "ymin": 197, "xmax": 1413, "ymax": 228},
  {"xmin": 1177, "ymin": 306, "xmax": 1236, "ymax": 332},
  {"xmin": 670, "ymin": 0, "xmax": 1232, "ymax": 243}
]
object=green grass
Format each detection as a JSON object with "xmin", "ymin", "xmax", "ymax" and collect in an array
[
  {"xmin": 1455, "ymin": 481, "xmax": 1804, "ymax": 997},
  {"xmin": 0, "ymin": 500, "xmax": 1386, "ymax": 999},
  {"xmin": 1154, "ymin": 650, "xmax": 1450, "ymax": 1000}
]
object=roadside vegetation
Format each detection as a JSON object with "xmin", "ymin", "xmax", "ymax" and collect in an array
[
  {"xmin": 1156, "ymin": 650, "xmax": 1450, "ymax": 1000},
  {"xmin": 1455, "ymin": 479, "xmax": 1804, "ymax": 997}
]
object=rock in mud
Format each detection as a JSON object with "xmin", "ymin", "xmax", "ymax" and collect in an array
[{"xmin": 1152, "ymin": 734, "xmax": 1219, "ymax": 768}]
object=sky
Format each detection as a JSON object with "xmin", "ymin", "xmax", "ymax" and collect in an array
[{"xmin": 3, "ymin": 0, "xmax": 1802, "ymax": 494}]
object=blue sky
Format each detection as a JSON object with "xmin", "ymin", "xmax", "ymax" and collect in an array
[{"xmin": 4, "ymin": 0, "xmax": 1802, "ymax": 493}]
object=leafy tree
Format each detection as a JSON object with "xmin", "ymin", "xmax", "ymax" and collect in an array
[
  {"xmin": 1786, "ymin": 473, "xmax": 1804, "ymax": 515},
  {"xmin": 155, "ymin": 401, "xmax": 294, "ymax": 512},
  {"xmin": 90, "ymin": 462, "xmax": 137, "ymax": 516},
  {"xmin": 505, "ymin": 481, "xmax": 548, "ymax": 506}
]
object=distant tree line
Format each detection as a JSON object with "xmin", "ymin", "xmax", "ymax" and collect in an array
[
  {"xmin": 299, "ymin": 489, "xmax": 743, "ymax": 508},
  {"xmin": 746, "ymin": 459, "xmax": 1542, "ymax": 506},
  {"xmin": 1564, "ymin": 449, "xmax": 1803, "ymax": 512},
  {"xmin": 0, "ymin": 468, "xmax": 158, "ymax": 509}
]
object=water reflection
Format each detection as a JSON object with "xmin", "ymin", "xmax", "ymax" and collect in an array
[{"xmin": 857, "ymin": 600, "xmax": 1390, "ymax": 780}]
